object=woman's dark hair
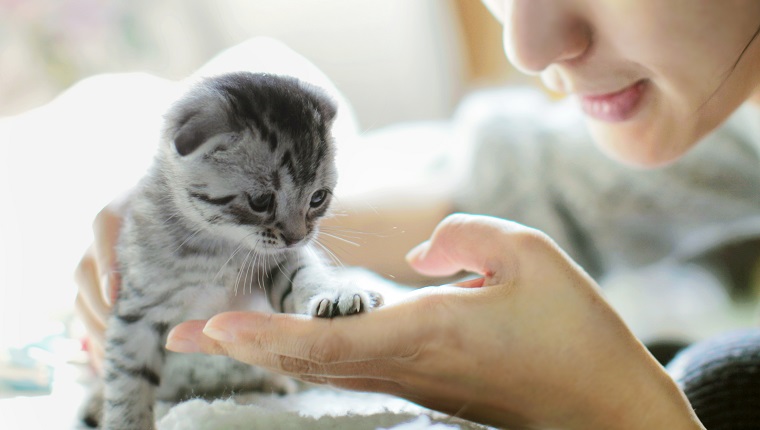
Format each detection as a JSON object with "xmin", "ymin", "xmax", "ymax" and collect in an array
[{"xmin": 699, "ymin": 21, "xmax": 760, "ymax": 110}]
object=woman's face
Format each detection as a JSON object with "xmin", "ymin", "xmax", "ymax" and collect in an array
[{"xmin": 484, "ymin": 0, "xmax": 760, "ymax": 167}]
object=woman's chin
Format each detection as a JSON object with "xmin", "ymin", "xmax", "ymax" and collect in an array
[{"xmin": 586, "ymin": 120, "xmax": 691, "ymax": 169}]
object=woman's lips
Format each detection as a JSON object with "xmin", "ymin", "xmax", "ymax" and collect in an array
[{"xmin": 579, "ymin": 80, "xmax": 647, "ymax": 122}]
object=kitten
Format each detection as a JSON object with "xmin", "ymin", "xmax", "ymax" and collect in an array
[{"xmin": 82, "ymin": 72, "xmax": 383, "ymax": 429}]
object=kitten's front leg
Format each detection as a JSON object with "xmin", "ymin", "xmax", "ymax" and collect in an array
[
  {"xmin": 101, "ymin": 312, "xmax": 167, "ymax": 430},
  {"xmin": 272, "ymin": 247, "xmax": 383, "ymax": 318}
]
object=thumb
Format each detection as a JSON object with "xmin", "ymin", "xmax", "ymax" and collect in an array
[{"xmin": 405, "ymin": 213, "xmax": 528, "ymax": 278}]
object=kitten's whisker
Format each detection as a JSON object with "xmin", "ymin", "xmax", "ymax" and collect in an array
[
  {"xmin": 254, "ymin": 240, "xmax": 266, "ymax": 295},
  {"xmin": 249, "ymin": 247, "xmax": 259, "ymax": 295},
  {"xmin": 161, "ymin": 209, "xmax": 183, "ymax": 225},
  {"xmin": 304, "ymin": 246, "xmax": 319, "ymax": 265},
  {"xmin": 260, "ymin": 257, "xmax": 270, "ymax": 304},
  {"xmin": 247, "ymin": 239, "xmax": 262, "ymax": 296},
  {"xmin": 236, "ymin": 247, "xmax": 255, "ymax": 296},
  {"xmin": 247, "ymin": 251, "xmax": 254, "ymax": 296},
  {"xmin": 318, "ymin": 231, "xmax": 360, "ymax": 247},
  {"xmin": 258, "ymin": 250, "xmax": 268, "ymax": 295},
  {"xmin": 274, "ymin": 256, "xmax": 293, "ymax": 286},
  {"xmin": 320, "ymin": 225, "xmax": 393, "ymax": 239},
  {"xmin": 173, "ymin": 229, "xmax": 203, "ymax": 254},
  {"xmin": 256, "ymin": 245, "xmax": 266, "ymax": 295},
  {"xmin": 319, "ymin": 230, "xmax": 364, "ymax": 241},
  {"xmin": 330, "ymin": 195, "xmax": 382, "ymax": 215},
  {"xmin": 259, "ymin": 253, "xmax": 270, "ymax": 297},
  {"xmin": 315, "ymin": 240, "xmax": 355, "ymax": 260},
  {"xmin": 245, "ymin": 246, "xmax": 255, "ymax": 296},
  {"xmin": 243, "ymin": 249, "xmax": 253, "ymax": 297},
  {"xmin": 314, "ymin": 240, "xmax": 345, "ymax": 269},
  {"xmin": 212, "ymin": 232, "xmax": 257, "ymax": 283},
  {"xmin": 233, "ymin": 251, "xmax": 244, "ymax": 296},
  {"xmin": 261, "ymin": 253, "xmax": 272, "ymax": 293},
  {"xmin": 251, "ymin": 248, "xmax": 262, "ymax": 296}
]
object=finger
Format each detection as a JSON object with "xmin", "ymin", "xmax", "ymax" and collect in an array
[
  {"xmin": 74, "ymin": 249, "xmax": 112, "ymax": 325},
  {"xmin": 301, "ymin": 375, "xmax": 407, "ymax": 396},
  {"xmin": 167, "ymin": 320, "xmax": 266, "ymax": 359},
  {"xmin": 450, "ymin": 277, "xmax": 485, "ymax": 288},
  {"xmin": 165, "ymin": 320, "xmax": 218, "ymax": 354},
  {"xmin": 405, "ymin": 213, "xmax": 538, "ymax": 280},
  {"xmin": 166, "ymin": 319, "xmax": 403, "ymax": 378},
  {"xmin": 74, "ymin": 293, "xmax": 107, "ymax": 346},
  {"xmin": 205, "ymin": 310, "xmax": 422, "ymax": 363},
  {"xmin": 273, "ymin": 353, "xmax": 403, "ymax": 379},
  {"xmin": 200, "ymin": 307, "xmax": 424, "ymax": 363},
  {"xmin": 92, "ymin": 202, "xmax": 125, "ymax": 305}
]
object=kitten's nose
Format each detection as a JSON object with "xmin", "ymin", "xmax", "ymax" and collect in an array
[{"xmin": 280, "ymin": 233, "xmax": 304, "ymax": 247}]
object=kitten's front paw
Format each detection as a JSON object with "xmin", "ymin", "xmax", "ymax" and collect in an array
[{"xmin": 309, "ymin": 289, "xmax": 383, "ymax": 318}]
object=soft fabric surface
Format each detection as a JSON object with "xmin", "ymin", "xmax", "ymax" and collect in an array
[{"xmin": 156, "ymin": 388, "xmax": 493, "ymax": 430}]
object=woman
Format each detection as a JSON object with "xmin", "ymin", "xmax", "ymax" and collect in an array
[{"xmin": 76, "ymin": 1, "xmax": 760, "ymax": 428}]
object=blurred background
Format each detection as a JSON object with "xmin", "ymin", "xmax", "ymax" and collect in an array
[{"xmin": 1, "ymin": 0, "xmax": 539, "ymax": 128}]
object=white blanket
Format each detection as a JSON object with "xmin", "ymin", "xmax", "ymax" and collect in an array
[{"xmin": 156, "ymin": 388, "xmax": 492, "ymax": 430}]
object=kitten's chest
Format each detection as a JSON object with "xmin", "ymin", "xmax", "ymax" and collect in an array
[
  {"xmin": 175, "ymin": 266, "xmax": 274, "ymax": 320},
  {"xmin": 118, "ymin": 255, "xmax": 274, "ymax": 325}
]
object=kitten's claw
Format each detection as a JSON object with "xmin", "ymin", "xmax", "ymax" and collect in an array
[
  {"xmin": 350, "ymin": 294, "xmax": 362, "ymax": 314},
  {"xmin": 309, "ymin": 290, "xmax": 382, "ymax": 318},
  {"xmin": 368, "ymin": 291, "xmax": 384, "ymax": 308},
  {"xmin": 316, "ymin": 299, "xmax": 333, "ymax": 317}
]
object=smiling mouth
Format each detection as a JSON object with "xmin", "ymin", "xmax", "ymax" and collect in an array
[{"xmin": 579, "ymin": 80, "xmax": 648, "ymax": 122}]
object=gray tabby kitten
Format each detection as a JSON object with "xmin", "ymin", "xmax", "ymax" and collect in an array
[{"xmin": 82, "ymin": 72, "xmax": 383, "ymax": 429}]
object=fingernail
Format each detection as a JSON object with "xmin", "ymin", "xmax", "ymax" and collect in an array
[
  {"xmin": 165, "ymin": 329, "xmax": 200, "ymax": 353},
  {"xmin": 405, "ymin": 240, "xmax": 430, "ymax": 263},
  {"xmin": 203, "ymin": 323, "xmax": 234, "ymax": 343}
]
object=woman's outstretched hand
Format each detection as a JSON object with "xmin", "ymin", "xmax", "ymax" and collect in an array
[{"xmin": 166, "ymin": 214, "xmax": 704, "ymax": 430}]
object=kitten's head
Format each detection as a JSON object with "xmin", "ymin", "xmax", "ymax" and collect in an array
[{"xmin": 160, "ymin": 72, "xmax": 338, "ymax": 253}]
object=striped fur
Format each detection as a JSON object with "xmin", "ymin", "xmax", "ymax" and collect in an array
[{"xmin": 83, "ymin": 73, "xmax": 382, "ymax": 429}]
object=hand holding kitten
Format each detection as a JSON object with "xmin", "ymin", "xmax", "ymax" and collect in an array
[
  {"xmin": 164, "ymin": 213, "xmax": 704, "ymax": 430},
  {"xmin": 74, "ymin": 198, "xmax": 126, "ymax": 374}
]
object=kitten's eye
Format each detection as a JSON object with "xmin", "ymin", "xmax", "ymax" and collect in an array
[
  {"xmin": 247, "ymin": 193, "xmax": 273, "ymax": 212},
  {"xmin": 310, "ymin": 189, "xmax": 328, "ymax": 208}
]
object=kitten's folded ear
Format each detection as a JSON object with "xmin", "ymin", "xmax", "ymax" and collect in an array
[
  {"xmin": 302, "ymin": 82, "xmax": 338, "ymax": 126},
  {"xmin": 164, "ymin": 89, "xmax": 232, "ymax": 157}
]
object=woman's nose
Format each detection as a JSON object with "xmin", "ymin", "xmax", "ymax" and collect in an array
[{"xmin": 503, "ymin": 0, "xmax": 591, "ymax": 74}]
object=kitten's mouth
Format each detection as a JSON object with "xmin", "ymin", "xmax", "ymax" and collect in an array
[
  {"xmin": 247, "ymin": 231, "xmax": 313, "ymax": 253},
  {"xmin": 257, "ymin": 246, "xmax": 290, "ymax": 255},
  {"xmin": 255, "ymin": 240, "xmax": 307, "ymax": 254}
]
